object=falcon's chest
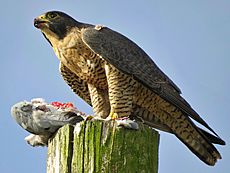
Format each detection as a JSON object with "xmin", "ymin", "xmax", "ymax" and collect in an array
[{"xmin": 54, "ymin": 32, "xmax": 107, "ymax": 89}]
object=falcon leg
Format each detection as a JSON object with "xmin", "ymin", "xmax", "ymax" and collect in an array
[
  {"xmin": 104, "ymin": 63, "xmax": 137, "ymax": 119},
  {"xmin": 88, "ymin": 84, "xmax": 110, "ymax": 118}
]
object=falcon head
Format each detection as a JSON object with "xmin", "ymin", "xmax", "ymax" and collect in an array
[{"xmin": 34, "ymin": 11, "xmax": 80, "ymax": 41}]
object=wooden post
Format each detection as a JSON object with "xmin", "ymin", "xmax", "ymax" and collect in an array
[{"xmin": 47, "ymin": 120, "xmax": 159, "ymax": 173}]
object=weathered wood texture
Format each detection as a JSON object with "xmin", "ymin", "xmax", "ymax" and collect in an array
[{"xmin": 47, "ymin": 120, "xmax": 159, "ymax": 173}]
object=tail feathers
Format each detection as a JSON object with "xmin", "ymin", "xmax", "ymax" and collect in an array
[
  {"xmin": 165, "ymin": 112, "xmax": 223, "ymax": 165},
  {"xmin": 138, "ymin": 120, "xmax": 226, "ymax": 146},
  {"xmin": 155, "ymin": 104, "xmax": 225, "ymax": 166},
  {"xmin": 144, "ymin": 117, "xmax": 223, "ymax": 165},
  {"xmin": 164, "ymin": 111, "xmax": 223, "ymax": 165},
  {"xmin": 132, "ymin": 104, "xmax": 224, "ymax": 165},
  {"xmin": 142, "ymin": 118, "xmax": 223, "ymax": 165},
  {"xmin": 175, "ymin": 132, "xmax": 221, "ymax": 166}
]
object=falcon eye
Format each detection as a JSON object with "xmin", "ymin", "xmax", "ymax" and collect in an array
[{"xmin": 47, "ymin": 12, "xmax": 58, "ymax": 19}]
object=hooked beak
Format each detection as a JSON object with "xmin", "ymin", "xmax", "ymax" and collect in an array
[{"xmin": 34, "ymin": 15, "xmax": 49, "ymax": 29}]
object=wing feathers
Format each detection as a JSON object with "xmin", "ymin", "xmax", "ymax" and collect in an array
[{"xmin": 81, "ymin": 26, "xmax": 223, "ymax": 141}]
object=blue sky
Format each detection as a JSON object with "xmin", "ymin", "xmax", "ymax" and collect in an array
[{"xmin": 1, "ymin": 1, "xmax": 229, "ymax": 172}]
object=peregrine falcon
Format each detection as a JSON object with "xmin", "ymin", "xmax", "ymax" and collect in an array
[{"xmin": 34, "ymin": 11, "xmax": 225, "ymax": 165}]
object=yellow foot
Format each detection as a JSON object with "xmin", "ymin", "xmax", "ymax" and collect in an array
[
  {"xmin": 109, "ymin": 111, "xmax": 119, "ymax": 119},
  {"xmin": 107, "ymin": 112, "xmax": 139, "ymax": 130},
  {"xmin": 85, "ymin": 115, "xmax": 94, "ymax": 121}
]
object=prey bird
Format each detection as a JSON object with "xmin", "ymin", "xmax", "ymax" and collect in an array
[{"xmin": 34, "ymin": 11, "xmax": 225, "ymax": 165}]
